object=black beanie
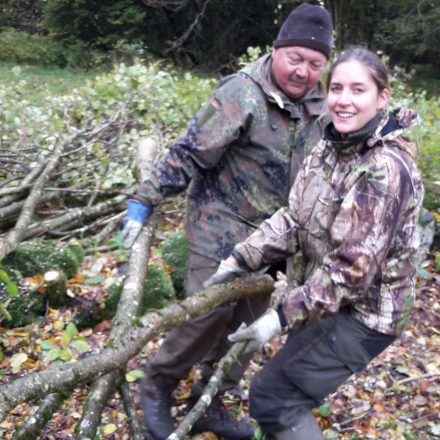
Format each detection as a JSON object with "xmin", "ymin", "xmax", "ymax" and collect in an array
[{"xmin": 274, "ymin": 3, "xmax": 333, "ymax": 59}]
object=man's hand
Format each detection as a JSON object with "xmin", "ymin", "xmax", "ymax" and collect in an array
[
  {"xmin": 228, "ymin": 308, "xmax": 281, "ymax": 354},
  {"xmin": 122, "ymin": 200, "xmax": 152, "ymax": 248},
  {"xmin": 203, "ymin": 258, "xmax": 248, "ymax": 288}
]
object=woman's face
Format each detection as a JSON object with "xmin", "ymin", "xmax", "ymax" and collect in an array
[{"xmin": 327, "ymin": 60, "xmax": 390, "ymax": 134}]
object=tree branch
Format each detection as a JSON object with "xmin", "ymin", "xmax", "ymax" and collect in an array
[
  {"xmin": 13, "ymin": 392, "xmax": 69, "ymax": 440},
  {"xmin": 170, "ymin": 341, "xmax": 247, "ymax": 440},
  {"xmin": 0, "ymin": 275, "xmax": 274, "ymax": 421}
]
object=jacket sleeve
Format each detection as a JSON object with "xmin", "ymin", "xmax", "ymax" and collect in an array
[
  {"xmin": 279, "ymin": 149, "xmax": 420, "ymax": 328},
  {"xmin": 135, "ymin": 74, "xmax": 257, "ymax": 206},
  {"xmin": 233, "ymin": 155, "xmax": 309, "ymax": 270}
]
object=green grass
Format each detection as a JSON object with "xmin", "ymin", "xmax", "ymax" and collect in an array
[{"xmin": 0, "ymin": 61, "xmax": 104, "ymax": 105}]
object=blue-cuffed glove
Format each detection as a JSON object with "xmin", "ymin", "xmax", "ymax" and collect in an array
[{"xmin": 122, "ymin": 200, "xmax": 152, "ymax": 248}]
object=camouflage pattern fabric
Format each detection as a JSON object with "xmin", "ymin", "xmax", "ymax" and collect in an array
[
  {"xmin": 135, "ymin": 54, "xmax": 327, "ymax": 260},
  {"xmin": 235, "ymin": 110, "xmax": 424, "ymax": 335}
]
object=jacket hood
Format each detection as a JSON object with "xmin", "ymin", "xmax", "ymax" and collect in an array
[
  {"xmin": 240, "ymin": 53, "xmax": 326, "ymax": 118},
  {"xmin": 324, "ymin": 108, "xmax": 420, "ymax": 160}
]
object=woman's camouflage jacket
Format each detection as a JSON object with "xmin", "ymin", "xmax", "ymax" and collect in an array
[{"xmin": 235, "ymin": 111, "xmax": 424, "ymax": 335}]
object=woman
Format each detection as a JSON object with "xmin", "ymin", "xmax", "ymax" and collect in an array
[{"xmin": 204, "ymin": 47, "xmax": 424, "ymax": 439}]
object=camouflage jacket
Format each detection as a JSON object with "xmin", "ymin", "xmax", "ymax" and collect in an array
[
  {"xmin": 235, "ymin": 110, "xmax": 424, "ymax": 335},
  {"xmin": 135, "ymin": 54, "xmax": 327, "ymax": 260}
]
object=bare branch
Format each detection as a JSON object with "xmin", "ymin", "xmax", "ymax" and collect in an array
[{"xmin": 0, "ymin": 275, "xmax": 274, "ymax": 421}]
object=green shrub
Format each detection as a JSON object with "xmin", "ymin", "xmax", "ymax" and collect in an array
[
  {"xmin": 0, "ymin": 59, "xmax": 214, "ymax": 193},
  {"xmin": 391, "ymin": 72, "xmax": 440, "ymax": 209},
  {"xmin": 0, "ymin": 28, "xmax": 66, "ymax": 66},
  {"xmin": 160, "ymin": 231, "xmax": 189, "ymax": 298},
  {"xmin": 0, "ymin": 291, "xmax": 45, "ymax": 328}
]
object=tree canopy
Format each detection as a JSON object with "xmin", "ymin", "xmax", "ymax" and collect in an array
[{"xmin": 1, "ymin": 0, "xmax": 440, "ymax": 70}]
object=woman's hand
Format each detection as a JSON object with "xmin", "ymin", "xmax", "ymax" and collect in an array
[{"xmin": 228, "ymin": 308, "xmax": 282, "ymax": 354}]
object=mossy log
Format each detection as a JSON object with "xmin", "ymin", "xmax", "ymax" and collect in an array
[{"xmin": 3, "ymin": 239, "xmax": 83, "ymax": 278}]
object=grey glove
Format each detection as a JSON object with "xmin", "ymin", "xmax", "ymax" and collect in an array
[
  {"xmin": 228, "ymin": 308, "xmax": 282, "ymax": 354},
  {"xmin": 203, "ymin": 259, "xmax": 248, "ymax": 288},
  {"xmin": 122, "ymin": 219, "xmax": 143, "ymax": 249}
]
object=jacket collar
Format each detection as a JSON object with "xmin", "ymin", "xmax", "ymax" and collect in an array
[
  {"xmin": 241, "ymin": 53, "xmax": 326, "ymax": 118},
  {"xmin": 324, "ymin": 108, "xmax": 419, "ymax": 159}
]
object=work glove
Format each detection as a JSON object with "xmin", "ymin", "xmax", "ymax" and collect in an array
[
  {"xmin": 203, "ymin": 259, "xmax": 248, "ymax": 288},
  {"xmin": 122, "ymin": 200, "xmax": 152, "ymax": 249},
  {"xmin": 228, "ymin": 308, "xmax": 281, "ymax": 354}
]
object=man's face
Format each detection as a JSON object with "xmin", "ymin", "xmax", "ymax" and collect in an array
[{"xmin": 271, "ymin": 46, "xmax": 327, "ymax": 99}]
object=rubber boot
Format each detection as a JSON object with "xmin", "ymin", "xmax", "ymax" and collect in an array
[
  {"xmin": 273, "ymin": 412, "xmax": 324, "ymax": 440},
  {"xmin": 139, "ymin": 372, "xmax": 178, "ymax": 440}
]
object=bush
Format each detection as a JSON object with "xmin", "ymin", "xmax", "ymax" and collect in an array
[
  {"xmin": 390, "ymin": 70, "xmax": 440, "ymax": 210},
  {"xmin": 0, "ymin": 59, "xmax": 214, "ymax": 194},
  {"xmin": 0, "ymin": 28, "xmax": 67, "ymax": 66}
]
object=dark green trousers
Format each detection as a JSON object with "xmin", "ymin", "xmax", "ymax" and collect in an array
[
  {"xmin": 250, "ymin": 311, "xmax": 395, "ymax": 435},
  {"xmin": 146, "ymin": 252, "xmax": 271, "ymax": 392}
]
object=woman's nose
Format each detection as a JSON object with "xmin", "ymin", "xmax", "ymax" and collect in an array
[{"xmin": 336, "ymin": 89, "xmax": 351, "ymax": 104}]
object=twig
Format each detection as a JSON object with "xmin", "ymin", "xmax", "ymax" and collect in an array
[
  {"xmin": 396, "ymin": 372, "xmax": 440, "ymax": 386},
  {"xmin": 337, "ymin": 411, "xmax": 369, "ymax": 428},
  {"xmin": 92, "ymin": 212, "xmax": 126, "ymax": 246},
  {"xmin": 119, "ymin": 380, "xmax": 147, "ymax": 440},
  {"xmin": 169, "ymin": 341, "xmax": 247, "ymax": 440}
]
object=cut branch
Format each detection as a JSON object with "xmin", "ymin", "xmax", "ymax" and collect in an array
[
  {"xmin": 23, "ymin": 195, "xmax": 126, "ymax": 239},
  {"xmin": 119, "ymin": 380, "xmax": 147, "ymax": 440},
  {"xmin": 170, "ymin": 341, "xmax": 247, "ymax": 440},
  {"xmin": 0, "ymin": 275, "xmax": 274, "ymax": 421},
  {"xmin": 0, "ymin": 133, "xmax": 70, "ymax": 259},
  {"xmin": 13, "ymin": 392, "xmax": 68, "ymax": 440},
  {"xmin": 76, "ymin": 139, "xmax": 162, "ymax": 440},
  {"xmin": 76, "ymin": 220, "xmax": 157, "ymax": 438},
  {"xmin": 76, "ymin": 138, "xmax": 160, "ymax": 439}
]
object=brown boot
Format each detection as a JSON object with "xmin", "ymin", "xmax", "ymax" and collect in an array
[{"xmin": 139, "ymin": 373, "xmax": 178, "ymax": 440}]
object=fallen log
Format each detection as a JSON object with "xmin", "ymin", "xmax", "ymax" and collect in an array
[
  {"xmin": 0, "ymin": 275, "xmax": 274, "ymax": 421},
  {"xmin": 76, "ymin": 137, "xmax": 160, "ymax": 439}
]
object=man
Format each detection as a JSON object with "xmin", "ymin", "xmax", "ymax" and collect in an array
[{"xmin": 122, "ymin": 4, "xmax": 333, "ymax": 440}]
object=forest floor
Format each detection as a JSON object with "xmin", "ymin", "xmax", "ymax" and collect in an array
[{"xmin": 0, "ymin": 237, "xmax": 439, "ymax": 440}]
